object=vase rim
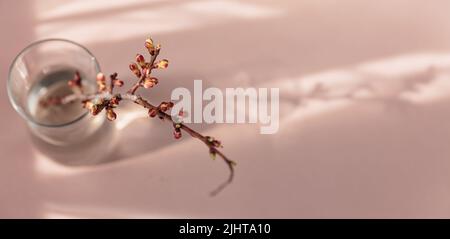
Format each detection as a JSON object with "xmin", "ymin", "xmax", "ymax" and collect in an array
[{"xmin": 7, "ymin": 38, "xmax": 101, "ymax": 128}]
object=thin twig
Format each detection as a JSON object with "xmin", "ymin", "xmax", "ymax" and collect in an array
[{"xmin": 40, "ymin": 37, "xmax": 235, "ymax": 196}]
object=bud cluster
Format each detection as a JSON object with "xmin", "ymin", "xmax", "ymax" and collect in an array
[
  {"xmin": 80, "ymin": 72, "xmax": 124, "ymax": 120},
  {"xmin": 128, "ymin": 38, "xmax": 168, "ymax": 92}
]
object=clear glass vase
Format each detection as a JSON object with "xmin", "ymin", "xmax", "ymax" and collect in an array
[{"xmin": 7, "ymin": 39, "xmax": 116, "ymax": 165}]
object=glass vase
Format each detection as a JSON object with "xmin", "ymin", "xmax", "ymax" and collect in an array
[{"xmin": 7, "ymin": 39, "xmax": 116, "ymax": 165}]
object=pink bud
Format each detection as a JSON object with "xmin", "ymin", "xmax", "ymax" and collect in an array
[
  {"xmin": 148, "ymin": 108, "xmax": 158, "ymax": 118},
  {"xmin": 114, "ymin": 80, "xmax": 124, "ymax": 87},
  {"xmin": 136, "ymin": 54, "xmax": 146, "ymax": 68},
  {"xmin": 129, "ymin": 63, "xmax": 141, "ymax": 78},
  {"xmin": 97, "ymin": 81, "xmax": 107, "ymax": 92},
  {"xmin": 143, "ymin": 79, "xmax": 154, "ymax": 88},
  {"xmin": 209, "ymin": 151, "xmax": 216, "ymax": 160},
  {"xmin": 173, "ymin": 130, "xmax": 182, "ymax": 139},
  {"xmin": 90, "ymin": 105, "xmax": 100, "ymax": 115},
  {"xmin": 110, "ymin": 96, "xmax": 121, "ymax": 106},
  {"xmin": 82, "ymin": 100, "xmax": 93, "ymax": 109},
  {"xmin": 107, "ymin": 109, "xmax": 117, "ymax": 121},
  {"xmin": 96, "ymin": 73, "xmax": 106, "ymax": 82},
  {"xmin": 145, "ymin": 38, "xmax": 154, "ymax": 50},
  {"xmin": 129, "ymin": 63, "xmax": 138, "ymax": 71},
  {"xmin": 159, "ymin": 101, "xmax": 174, "ymax": 112},
  {"xmin": 155, "ymin": 59, "xmax": 169, "ymax": 69},
  {"xmin": 143, "ymin": 77, "xmax": 158, "ymax": 88},
  {"xmin": 136, "ymin": 54, "xmax": 145, "ymax": 63}
]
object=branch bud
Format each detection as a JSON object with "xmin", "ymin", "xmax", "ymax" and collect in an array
[
  {"xmin": 106, "ymin": 108, "xmax": 117, "ymax": 121},
  {"xmin": 145, "ymin": 38, "xmax": 155, "ymax": 54},
  {"xmin": 96, "ymin": 72, "xmax": 106, "ymax": 82},
  {"xmin": 113, "ymin": 79, "xmax": 124, "ymax": 87},
  {"xmin": 148, "ymin": 108, "xmax": 158, "ymax": 118},
  {"xmin": 129, "ymin": 63, "xmax": 141, "ymax": 78},
  {"xmin": 143, "ymin": 77, "xmax": 158, "ymax": 88},
  {"xmin": 68, "ymin": 71, "xmax": 82, "ymax": 88},
  {"xmin": 154, "ymin": 59, "xmax": 169, "ymax": 69},
  {"xmin": 206, "ymin": 136, "xmax": 222, "ymax": 148},
  {"xmin": 136, "ymin": 54, "xmax": 146, "ymax": 68},
  {"xmin": 90, "ymin": 104, "xmax": 102, "ymax": 115},
  {"xmin": 159, "ymin": 101, "xmax": 174, "ymax": 112},
  {"xmin": 110, "ymin": 95, "xmax": 121, "ymax": 106},
  {"xmin": 209, "ymin": 148, "xmax": 216, "ymax": 160},
  {"xmin": 173, "ymin": 128, "xmax": 182, "ymax": 139}
]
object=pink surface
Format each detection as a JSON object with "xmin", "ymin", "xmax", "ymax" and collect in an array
[{"xmin": 2, "ymin": 0, "xmax": 450, "ymax": 218}]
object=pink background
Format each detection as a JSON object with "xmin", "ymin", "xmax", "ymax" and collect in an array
[{"xmin": 2, "ymin": 0, "xmax": 450, "ymax": 218}]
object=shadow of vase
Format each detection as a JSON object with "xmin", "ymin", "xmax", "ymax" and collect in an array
[{"xmin": 30, "ymin": 114, "xmax": 119, "ymax": 166}]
